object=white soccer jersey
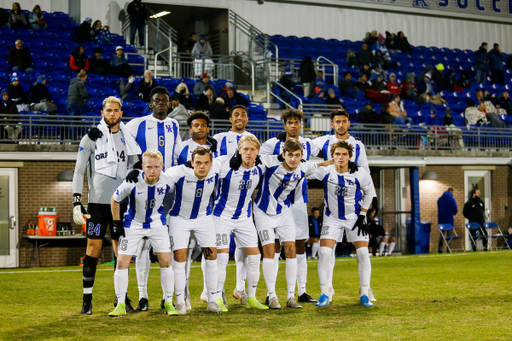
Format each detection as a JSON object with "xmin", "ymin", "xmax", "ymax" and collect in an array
[
  {"xmin": 126, "ymin": 114, "xmax": 181, "ymax": 170},
  {"xmin": 308, "ymin": 165, "xmax": 375, "ymax": 220},
  {"xmin": 254, "ymin": 161, "xmax": 318, "ymax": 216},
  {"xmin": 213, "ymin": 155, "xmax": 277, "ymax": 220},
  {"xmin": 113, "ymin": 173, "xmax": 172, "ymax": 229},
  {"xmin": 214, "ymin": 130, "xmax": 251, "ymax": 156},
  {"xmin": 174, "ymin": 139, "xmax": 215, "ymax": 166},
  {"xmin": 165, "ymin": 163, "xmax": 221, "ymax": 219},
  {"xmin": 312, "ymin": 134, "xmax": 370, "ymax": 174}
]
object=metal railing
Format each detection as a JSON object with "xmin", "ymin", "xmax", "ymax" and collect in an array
[
  {"xmin": 317, "ymin": 56, "xmax": 339, "ymax": 86},
  {"xmin": 269, "ymin": 80, "xmax": 303, "ymax": 109}
]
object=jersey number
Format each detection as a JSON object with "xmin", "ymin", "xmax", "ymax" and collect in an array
[
  {"xmin": 158, "ymin": 135, "xmax": 165, "ymax": 147},
  {"xmin": 195, "ymin": 188, "xmax": 203, "ymax": 197},
  {"xmin": 145, "ymin": 199, "xmax": 156, "ymax": 210},
  {"xmin": 334, "ymin": 185, "xmax": 348, "ymax": 197},
  {"xmin": 87, "ymin": 223, "xmax": 101, "ymax": 236},
  {"xmin": 258, "ymin": 230, "xmax": 270, "ymax": 242},
  {"xmin": 238, "ymin": 179, "xmax": 253, "ymax": 190},
  {"xmin": 216, "ymin": 233, "xmax": 229, "ymax": 246},
  {"xmin": 117, "ymin": 150, "xmax": 126, "ymax": 163}
]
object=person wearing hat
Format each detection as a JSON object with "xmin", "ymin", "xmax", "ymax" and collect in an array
[
  {"xmin": 193, "ymin": 73, "xmax": 217, "ymax": 97},
  {"xmin": 372, "ymin": 34, "xmax": 391, "ymax": 61},
  {"xmin": 222, "ymin": 82, "xmax": 249, "ymax": 112},
  {"xmin": 370, "ymin": 74, "xmax": 386, "ymax": 92},
  {"xmin": 0, "ymin": 89, "xmax": 19, "ymax": 115},
  {"xmin": 0, "ymin": 89, "xmax": 21, "ymax": 143},
  {"xmin": 278, "ymin": 71, "xmax": 295, "ymax": 108},
  {"xmin": 8, "ymin": 40, "xmax": 33, "ymax": 72},
  {"xmin": 70, "ymin": 45, "xmax": 90, "ymax": 73},
  {"xmin": 325, "ymin": 88, "xmax": 342, "ymax": 106},
  {"xmin": 7, "ymin": 76, "xmax": 28, "ymax": 104},
  {"xmin": 431, "ymin": 63, "xmax": 452, "ymax": 92},
  {"xmin": 110, "ymin": 46, "xmax": 133, "ymax": 78},
  {"xmin": 416, "ymin": 73, "xmax": 446, "ymax": 106},
  {"xmin": 75, "ymin": 17, "xmax": 93, "ymax": 43},
  {"xmin": 169, "ymin": 92, "xmax": 188, "ymax": 138},
  {"xmin": 386, "ymin": 73, "xmax": 400, "ymax": 95},
  {"xmin": 191, "ymin": 34, "xmax": 213, "ymax": 57},
  {"xmin": 127, "ymin": 0, "xmax": 147, "ymax": 47},
  {"xmin": 28, "ymin": 74, "xmax": 58, "ymax": 113},
  {"xmin": 89, "ymin": 47, "xmax": 110, "ymax": 76}
]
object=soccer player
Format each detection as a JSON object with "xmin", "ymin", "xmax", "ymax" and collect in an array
[
  {"xmin": 108, "ymin": 150, "xmax": 177, "ymax": 317},
  {"xmin": 174, "ymin": 111, "xmax": 217, "ymax": 165},
  {"xmin": 254, "ymin": 139, "xmax": 331, "ymax": 309},
  {"xmin": 260, "ymin": 109, "xmax": 320, "ymax": 304},
  {"xmin": 307, "ymin": 141, "xmax": 376, "ymax": 307},
  {"xmin": 73, "ymin": 96, "xmax": 141, "ymax": 315},
  {"xmin": 166, "ymin": 147, "xmax": 223, "ymax": 314}
]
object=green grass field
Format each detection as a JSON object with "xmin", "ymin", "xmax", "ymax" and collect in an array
[{"xmin": 1, "ymin": 251, "xmax": 511, "ymax": 340}]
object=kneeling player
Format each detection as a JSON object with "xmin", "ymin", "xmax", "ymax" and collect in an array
[
  {"xmin": 307, "ymin": 141, "xmax": 376, "ymax": 307},
  {"xmin": 109, "ymin": 150, "xmax": 177, "ymax": 317}
]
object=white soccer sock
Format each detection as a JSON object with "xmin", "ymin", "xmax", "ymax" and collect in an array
[
  {"xmin": 379, "ymin": 241, "xmax": 387, "ymax": 256},
  {"xmin": 296, "ymin": 253, "xmax": 307, "ymax": 296},
  {"xmin": 356, "ymin": 247, "xmax": 371, "ymax": 296},
  {"xmin": 246, "ymin": 254, "xmax": 260, "ymax": 298},
  {"xmin": 114, "ymin": 268, "xmax": 129, "ymax": 304},
  {"xmin": 235, "ymin": 247, "xmax": 247, "ymax": 292},
  {"xmin": 160, "ymin": 267, "xmax": 174, "ymax": 303},
  {"xmin": 201, "ymin": 253, "xmax": 208, "ymax": 295},
  {"xmin": 173, "ymin": 261, "xmax": 186, "ymax": 305},
  {"xmin": 312, "ymin": 243, "xmax": 319, "ymax": 258},
  {"xmin": 285, "ymin": 258, "xmax": 297, "ymax": 300},
  {"xmin": 205, "ymin": 259, "xmax": 219, "ymax": 303},
  {"xmin": 328, "ymin": 246, "xmax": 336, "ymax": 286},
  {"xmin": 184, "ymin": 236, "xmax": 195, "ymax": 297},
  {"xmin": 318, "ymin": 247, "xmax": 333, "ymax": 295},
  {"xmin": 136, "ymin": 240, "xmax": 151, "ymax": 300},
  {"xmin": 262, "ymin": 258, "xmax": 276, "ymax": 300},
  {"xmin": 388, "ymin": 242, "xmax": 396, "ymax": 255},
  {"xmin": 216, "ymin": 253, "xmax": 229, "ymax": 294},
  {"xmin": 274, "ymin": 252, "xmax": 280, "ymax": 280}
]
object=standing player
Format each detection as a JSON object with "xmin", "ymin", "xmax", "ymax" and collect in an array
[
  {"xmin": 73, "ymin": 96, "xmax": 141, "ymax": 315},
  {"xmin": 108, "ymin": 150, "xmax": 177, "ymax": 317},
  {"xmin": 260, "ymin": 109, "xmax": 319, "ymax": 304},
  {"xmin": 307, "ymin": 141, "xmax": 376, "ymax": 307}
]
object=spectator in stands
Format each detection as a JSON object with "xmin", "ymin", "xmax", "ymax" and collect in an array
[
  {"xmin": 393, "ymin": 31, "xmax": 413, "ymax": 54},
  {"xmin": 371, "ymin": 65, "xmax": 387, "ymax": 81},
  {"xmin": 186, "ymin": 32, "xmax": 198, "ymax": 54},
  {"xmin": 69, "ymin": 45, "xmax": 90, "ymax": 73},
  {"xmin": 28, "ymin": 74, "xmax": 58, "ymax": 113},
  {"xmin": 442, "ymin": 108, "xmax": 455, "ymax": 126},
  {"xmin": 416, "ymin": 73, "xmax": 446, "ymax": 106},
  {"xmin": 425, "ymin": 110, "xmax": 442, "ymax": 126},
  {"xmin": 346, "ymin": 50, "xmax": 359, "ymax": 68},
  {"xmin": 418, "ymin": 65, "xmax": 434, "ymax": 84},
  {"xmin": 380, "ymin": 104, "xmax": 394, "ymax": 124},
  {"xmin": 169, "ymin": 92, "xmax": 188, "ymax": 131},
  {"xmin": 474, "ymin": 42, "xmax": 489, "ymax": 84},
  {"xmin": 175, "ymin": 82, "xmax": 194, "ymax": 110},
  {"xmin": 310, "ymin": 88, "xmax": 326, "ymax": 105},
  {"xmin": 128, "ymin": 0, "xmax": 147, "ymax": 47},
  {"xmin": 315, "ymin": 70, "xmax": 327, "ymax": 93},
  {"xmin": 372, "ymin": 35, "xmax": 391, "ymax": 60},
  {"xmin": 499, "ymin": 92, "xmax": 512, "ymax": 116},
  {"xmin": 92, "ymin": 20, "xmax": 112, "ymax": 46},
  {"xmin": 339, "ymin": 71, "xmax": 357, "ymax": 98},
  {"xmin": 400, "ymin": 73, "xmax": 417, "ymax": 101},
  {"xmin": 360, "ymin": 63, "xmax": 372, "ymax": 80},
  {"xmin": 488, "ymin": 43, "xmax": 507, "ymax": 86},
  {"xmin": 446, "ymin": 70, "xmax": 460, "ymax": 92},
  {"xmin": 0, "ymin": 89, "xmax": 19, "ymax": 115},
  {"xmin": 117, "ymin": 75, "xmax": 136, "ymax": 102},
  {"xmin": 7, "ymin": 76, "xmax": 27, "ymax": 104},
  {"xmin": 8, "ymin": 2, "xmax": 27, "ymax": 29},
  {"xmin": 464, "ymin": 101, "xmax": 488, "ymax": 125},
  {"xmin": 89, "ymin": 47, "xmax": 109, "ymax": 76},
  {"xmin": 370, "ymin": 74, "xmax": 386, "ymax": 91},
  {"xmin": 75, "ymin": 17, "xmax": 93, "ymax": 43},
  {"xmin": 358, "ymin": 102, "xmax": 380, "ymax": 124},
  {"xmin": 110, "ymin": 46, "xmax": 133, "ymax": 78},
  {"xmin": 457, "ymin": 71, "xmax": 471, "ymax": 89},
  {"xmin": 356, "ymin": 43, "xmax": 374, "ymax": 67},
  {"xmin": 476, "ymin": 97, "xmax": 507, "ymax": 127},
  {"xmin": 278, "ymin": 71, "xmax": 294, "ymax": 108},
  {"xmin": 388, "ymin": 95, "xmax": 410, "ymax": 124},
  {"xmin": 8, "ymin": 40, "xmax": 33, "ymax": 72},
  {"xmin": 193, "ymin": 73, "xmax": 216, "ymax": 98},
  {"xmin": 463, "ymin": 188, "xmax": 487, "ymax": 252},
  {"xmin": 325, "ymin": 88, "xmax": 342, "ymax": 107},
  {"xmin": 476, "ymin": 90, "xmax": 506, "ymax": 116},
  {"xmin": 197, "ymin": 85, "xmax": 214, "ymax": 112},
  {"xmin": 28, "ymin": 5, "xmax": 47, "ymax": 30},
  {"xmin": 138, "ymin": 70, "xmax": 157, "ymax": 102},
  {"xmin": 364, "ymin": 30, "xmax": 379, "ymax": 48},
  {"xmin": 222, "ymin": 82, "xmax": 248, "ymax": 112},
  {"xmin": 432, "ymin": 63, "xmax": 452, "ymax": 92},
  {"xmin": 209, "ymin": 97, "xmax": 228, "ymax": 120},
  {"xmin": 507, "ymin": 55, "xmax": 512, "ymax": 70},
  {"xmin": 386, "ymin": 73, "xmax": 400, "ymax": 95},
  {"xmin": 192, "ymin": 34, "xmax": 213, "ymax": 57},
  {"xmin": 300, "ymin": 56, "xmax": 316, "ymax": 98},
  {"xmin": 0, "ymin": 7, "xmax": 10, "ymax": 28},
  {"xmin": 355, "ymin": 73, "xmax": 370, "ymax": 90},
  {"xmin": 437, "ymin": 187, "xmax": 458, "ymax": 253},
  {"xmin": 66, "ymin": 70, "xmax": 89, "ymax": 116}
]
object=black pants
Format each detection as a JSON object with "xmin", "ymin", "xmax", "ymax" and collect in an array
[
  {"xmin": 491, "ymin": 70, "xmax": 505, "ymax": 86},
  {"xmin": 470, "ymin": 226, "xmax": 488, "ymax": 250},
  {"xmin": 111, "ymin": 64, "xmax": 133, "ymax": 78}
]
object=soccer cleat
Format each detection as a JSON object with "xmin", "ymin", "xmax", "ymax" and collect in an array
[
  {"xmin": 108, "ymin": 303, "xmax": 126, "ymax": 317},
  {"xmin": 315, "ymin": 294, "xmax": 330, "ymax": 307},
  {"xmin": 200, "ymin": 291, "xmax": 208, "ymax": 303},
  {"xmin": 175, "ymin": 303, "xmax": 187, "ymax": 315},
  {"xmin": 264, "ymin": 296, "xmax": 269, "ymax": 306},
  {"xmin": 206, "ymin": 301, "xmax": 223, "ymax": 313},
  {"xmin": 164, "ymin": 302, "xmax": 180, "ymax": 316},
  {"xmin": 125, "ymin": 296, "xmax": 135, "ymax": 313},
  {"xmin": 268, "ymin": 297, "xmax": 281, "ymax": 310},
  {"xmin": 360, "ymin": 294, "xmax": 373, "ymax": 307},
  {"xmin": 232, "ymin": 288, "xmax": 248, "ymax": 305},
  {"xmin": 298, "ymin": 292, "xmax": 317, "ymax": 303},
  {"xmin": 286, "ymin": 297, "xmax": 303, "ymax": 309},
  {"xmin": 216, "ymin": 298, "xmax": 229, "ymax": 312},
  {"xmin": 246, "ymin": 297, "xmax": 269, "ymax": 310},
  {"xmin": 135, "ymin": 298, "xmax": 148, "ymax": 312},
  {"xmin": 81, "ymin": 297, "xmax": 92, "ymax": 315},
  {"xmin": 160, "ymin": 299, "xmax": 165, "ymax": 309},
  {"xmin": 185, "ymin": 294, "xmax": 192, "ymax": 310}
]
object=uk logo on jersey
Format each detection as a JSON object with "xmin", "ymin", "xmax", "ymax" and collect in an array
[
  {"xmin": 206, "ymin": 177, "xmax": 215, "ymax": 184},
  {"xmin": 252, "ymin": 168, "xmax": 258, "ymax": 175},
  {"xmin": 165, "ymin": 125, "xmax": 172, "ymax": 133},
  {"xmin": 157, "ymin": 187, "xmax": 165, "ymax": 195}
]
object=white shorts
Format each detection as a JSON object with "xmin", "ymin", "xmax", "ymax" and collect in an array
[
  {"xmin": 118, "ymin": 226, "xmax": 171, "ymax": 256},
  {"xmin": 321, "ymin": 215, "xmax": 369, "ymax": 243},
  {"xmin": 292, "ymin": 203, "xmax": 309, "ymax": 240},
  {"xmin": 254, "ymin": 206, "xmax": 295, "ymax": 246},
  {"xmin": 168, "ymin": 215, "xmax": 216, "ymax": 251},
  {"xmin": 214, "ymin": 216, "xmax": 258, "ymax": 250}
]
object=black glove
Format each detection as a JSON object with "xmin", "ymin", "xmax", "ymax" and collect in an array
[
  {"xmin": 185, "ymin": 160, "xmax": 193, "ymax": 168},
  {"xmin": 126, "ymin": 169, "xmax": 140, "ymax": 183},
  {"xmin": 348, "ymin": 161, "xmax": 358, "ymax": 174},
  {"xmin": 277, "ymin": 154, "xmax": 285, "ymax": 162},
  {"xmin": 351, "ymin": 214, "xmax": 369, "ymax": 236},
  {"xmin": 276, "ymin": 131, "xmax": 287, "ymax": 142},
  {"xmin": 73, "ymin": 193, "xmax": 88, "ymax": 213},
  {"xmin": 73, "ymin": 193, "xmax": 90, "ymax": 225},
  {"xmin": 87, "ymin": 127, "xmax": 102, "ymax": 141},
  {"xmin": 255, "ymin": 155, "xmax": 262, "ymax": 166},
  {"xmin": 229, "ymin": 150, "xmax": 242, "ymax": 171},
  {"xmin": 113, "ymin": 220, "xmax": 125, "ymax": 237},
  {"xmin": 372, "ymin": 197, "xmax": 379, "ymax": 215},
  {"xmin": 206, "ymin": 136, "xmax": 218, "ymax": 153},
  {"xmin": 133, "ymin": 159, "xmax": 143, "ymax": 170}
]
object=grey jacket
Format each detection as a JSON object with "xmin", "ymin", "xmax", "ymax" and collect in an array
[
  {"xmin": 193, "ymin": 81, "xmax": 216, "ymax": 97},
  {"xmin": 67, "ymin": 77, "xmax": 89, "ymax": 104}
]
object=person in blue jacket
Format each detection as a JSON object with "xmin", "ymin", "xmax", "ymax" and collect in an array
[
  {"xmin": 437, "ymin": 187, "xmax": 458, "ymax": 253},
  {"xmin": 474, "ymin": 42, "xmax": 489, "ymax": 84}
]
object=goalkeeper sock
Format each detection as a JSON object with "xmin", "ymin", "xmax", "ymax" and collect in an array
[{"xmin": 83, "ymin": 255, "xmax": 98, "ymax": 296}]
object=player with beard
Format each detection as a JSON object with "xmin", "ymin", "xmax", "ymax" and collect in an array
[{"xmin": 73, "ymin": 96, "xmax": 141, "ymax": 315}]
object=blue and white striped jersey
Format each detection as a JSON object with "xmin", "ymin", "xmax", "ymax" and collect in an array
[
  {"xmin": 113, "ymin": 173, "xmax": 172, "ymax": 229},
  {"xmin": 308, "ymin": 165, "xmax": 375, "ymax": 220},
  {"xmin": 213, "ymin": 131, "xmax": 251, "ymax": 156},
  {"xmin": 213, "ymin": 155, "xmax": 278, "ymax": 220},
  {"xmin": 312, "ymin": 135, "xmax": 370, "ymax": 174},
  {"xmin": 174, "ymin": 139, "xmax": 216, "ymax": 166},
  {"xmin": 126, "ymin": 114, "xmax": 181, "ymax": 170},
  {"xmin": 254, "ymin": 161, "xmax": 318, "ymax": 216},
  {"xmin": 165, "ymin": 162, "xmax": 221, "ymax": 220}
]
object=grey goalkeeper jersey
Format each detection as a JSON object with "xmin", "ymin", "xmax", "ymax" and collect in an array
[{"xmin": 72, "ymin": 131, "xmax": 135, "ymax": 204}]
